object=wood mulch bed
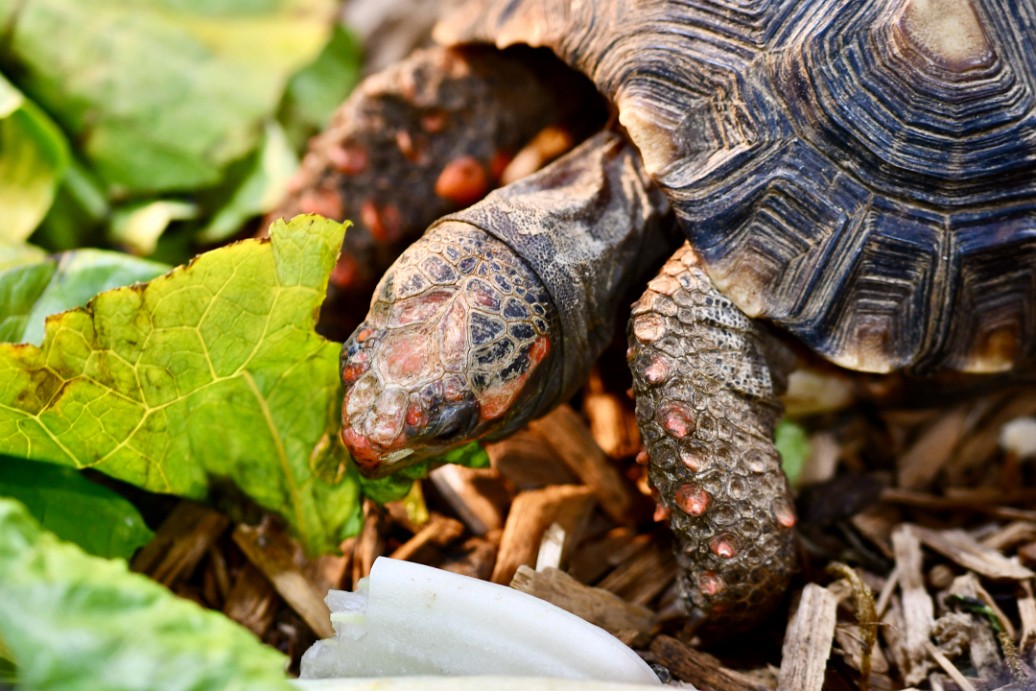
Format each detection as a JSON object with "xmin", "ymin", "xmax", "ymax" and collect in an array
[{"xmin": 131, "ymin": 362, "xmax": 1036, "ymax": 690}]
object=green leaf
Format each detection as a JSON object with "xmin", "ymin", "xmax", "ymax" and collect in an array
[
  {"xmin": 0, "ymin": 0, "xmax": 336, "ymax": 194},
  {"xmin": 0, "ymin": 253, "xmax": 55, "ymax": 343},
  {"xmin": 0, "ymin": 458, "xmax": 153, "ymax": 559},
  {"xmin": 0, "ymin": 72, "xmax": 70, "ymax": 243},
  {"xmin": 31, "ymin": 156, "xmax": 111, "ymax": 252},
  {"xmin": 0, "ymin": 248, "xmax": 170, "ymax": 345},
  {"xmin": 279, "ymin": 24, "xmax": 362, "ymax": 147},
  {"xmin": 441, "ymin": 441, "xmax": 490, "ymax": 469},
  {"xmin": 196, "ymin": 121, "xmax": 298, "ymax": 244},
  {"xmin": 775, "ymin": 419, "xmax": 811, "ymax": 487},
  {"xmin": 0, "ymin": 216, "xmax": 360, "ymax": 553},
  {"xmin": 0, "ymin": 497, "xmax": 292, "ymax": 690}
]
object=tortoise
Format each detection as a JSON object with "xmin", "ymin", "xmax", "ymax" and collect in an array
[{"xmin": 286, "ymin": 0, "xmax": 1036, "ymax": 631}]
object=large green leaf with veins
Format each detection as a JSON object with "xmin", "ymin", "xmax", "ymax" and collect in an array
[
  {"xmin": 0, "ymin": 216, "xmax": 358, "ymax": 553},
  {"xmin": 0, "ymin": 497, "xmax": 292, "ymax": 690}
]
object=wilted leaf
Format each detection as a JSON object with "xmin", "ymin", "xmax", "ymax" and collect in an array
[
  {"xmin": 0, "ymin": 0, "xmax": 336, "ymax": 193},
  {"xmin": 0, "ymin": 216, "xmax": 359, "ymax": 553},
  {"xmin": 0, "ymin": 248, "xmax": 169, "ymax": 345},
  {"xmin": 0, "ymin": 458, "xmax": 153, "ymax": 559},
  {"xmin": 0, "ymin": 72, "xmax": 69, "ymax": 243},
  {"xmin": 0, "ymin": 497, "xmax": 292, "ymax": 690}
]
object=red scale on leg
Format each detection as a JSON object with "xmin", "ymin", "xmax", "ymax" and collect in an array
[{"xmin": 674, "ymin": 482, "xmax": 710, "ymax": 517}]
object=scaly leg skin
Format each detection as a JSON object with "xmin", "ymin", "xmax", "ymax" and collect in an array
[
  {"xmin": 628, "ymin": 243, "xmax": 798, "ymax": 633},
  {"xmin": 266, "ymin": 45, "xmax": 602, "ymax": 336},
  {"xmin": 340, "ymin": 131, "xmax": 678, "ymax": 475}
]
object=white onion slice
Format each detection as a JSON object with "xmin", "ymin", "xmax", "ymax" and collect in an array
[{"xmin": 298, "ymin": 556, "xmax": 661, "ymax": 685}]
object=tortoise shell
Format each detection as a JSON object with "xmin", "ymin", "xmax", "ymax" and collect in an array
[{"xmin": 437, "ymin": 0, "xmax": 1036, "ymax": 375}]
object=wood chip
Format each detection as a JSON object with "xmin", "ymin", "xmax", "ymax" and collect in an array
[
  {"xmin": 485, "ymin": 429, "xmax": 577, "ymax": 489},
  {"xmin": 491, "ymin": 484, "xmax": 595, "ymax": 584},
  {"xmin": 222, "ymin": 561, "xmax": 279, "ymax": 637},
  {"xmin": 897, "ymin": 405, "xmax": 969, "ymax": 490},
  {"xmin": 647, "ymin": 635, "xmax": 770, "ymax": 691},
  {"xmin": 979, "ymin": 521, "xmax": 1036, "ymax": 552},
  {"xmin": 911, "ymin": 525, "xmax": 1035, "ymax": 580},
  {"xmin": 440, "ymin": 534, "xmax": 498, "ymax": 581},
  {"xmin": 510, "ymin": 565, "xmax": 656, "ymax": 646},
  {"xmin": 924, "ymin": 640, "xmax": 976, "ymax": 691},
  {"xmin": 882, "ymin": 487, "xmax": 1036, "ymax": 523},
  {"xmin": 388, "ymin": 513, "xmax": 466, "ymax": 562},
  {"xmin": 583, "ymin": 369, "xmax": 640, "ymax": 459},
  {"xmin": 567, "ymin": 527, "xmax": 638, "ymax": 584},
  {"xmin": 528, "ymin": 405, "xmax": 646, "ymax": 524},
  {"xmin": 351, "ymin": 499, "xmax": 385, "ymax": 585},
  {"xmin": 595, "ymin": 538, "xmax": 676, "ymax": 607},
  {"xmin": 893, "ymin": 525, "xmax": 934, "ymax": 686},
  {"xmin": 777, "ymin": 584, "xmax": 838, "ymax": 691},
  {"xmin": 945, "ymin": 573, "xmax": 1006, "ymax": 678},
  {"xmin": 131, "ymin": 500, "xmax": 230, "ymax": 586},
  {"xmin": 232, "ymin": 521, "xmax": 333, "ymax": 639},
  {"xmin": 1019, "ymin": 580, "xmax": 1036, "ymax": 653},
  {"xmin": 946, "ymin": 392, "xmax": 1036, "ymax": 485},
  {"xmin": 428, "ymin": 464, "xmax": 508, "ymax": 535}
]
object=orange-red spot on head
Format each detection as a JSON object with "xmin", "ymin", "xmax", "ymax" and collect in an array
[
  {"xmin": 528, "ymin": 335, "xmax": 550, "ymax": 365},
  {"xmin": 381, "ymin": 334, "xmax": 437, "ymax": 380},
  {"xmin": 341, "ymin": 427, "xmax": 381, "ymax": 472},
  {"xmin": 405, "ymin": 400, "xmax": 427, "ymax": 428},
  {"xmin": 341, "ymin": 361, "xmax": 368, "ymax": 384},
  {"xmin": 477, "ymin": 371, "xmax": 530, "ymax": 422},
  {"xmin": 476, "ymin": 336, "xmax": 550, "ymax": 422},
  {"xmin": 710, "ymin": 533, "xmax": 739, "ymax": 559},
  {"xmin": 435, "ymin": 156, "xmax": 489, "ymax": 206},
  {"xmin": 674, "ymin": 482, "xmax": 710, "ymax": 516}
]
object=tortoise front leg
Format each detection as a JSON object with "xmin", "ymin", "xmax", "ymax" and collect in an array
[{"xmin": 628, "ymin": 244, "xmax": 799, "ymax": 632}]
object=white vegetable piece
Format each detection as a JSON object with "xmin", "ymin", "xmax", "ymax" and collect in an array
[{"xmin": 299, "ymin": 556, "xmax": 661, "ymax": 685}]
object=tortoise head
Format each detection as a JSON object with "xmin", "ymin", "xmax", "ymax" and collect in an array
[{"xmin": 339, "ymin": 221, "xmax": 558, "ymax": 476}]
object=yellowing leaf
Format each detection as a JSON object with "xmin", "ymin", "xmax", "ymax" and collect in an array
[{"xmin": 0, "ymin": 216, "xmax": 358, "ymax": 553}]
